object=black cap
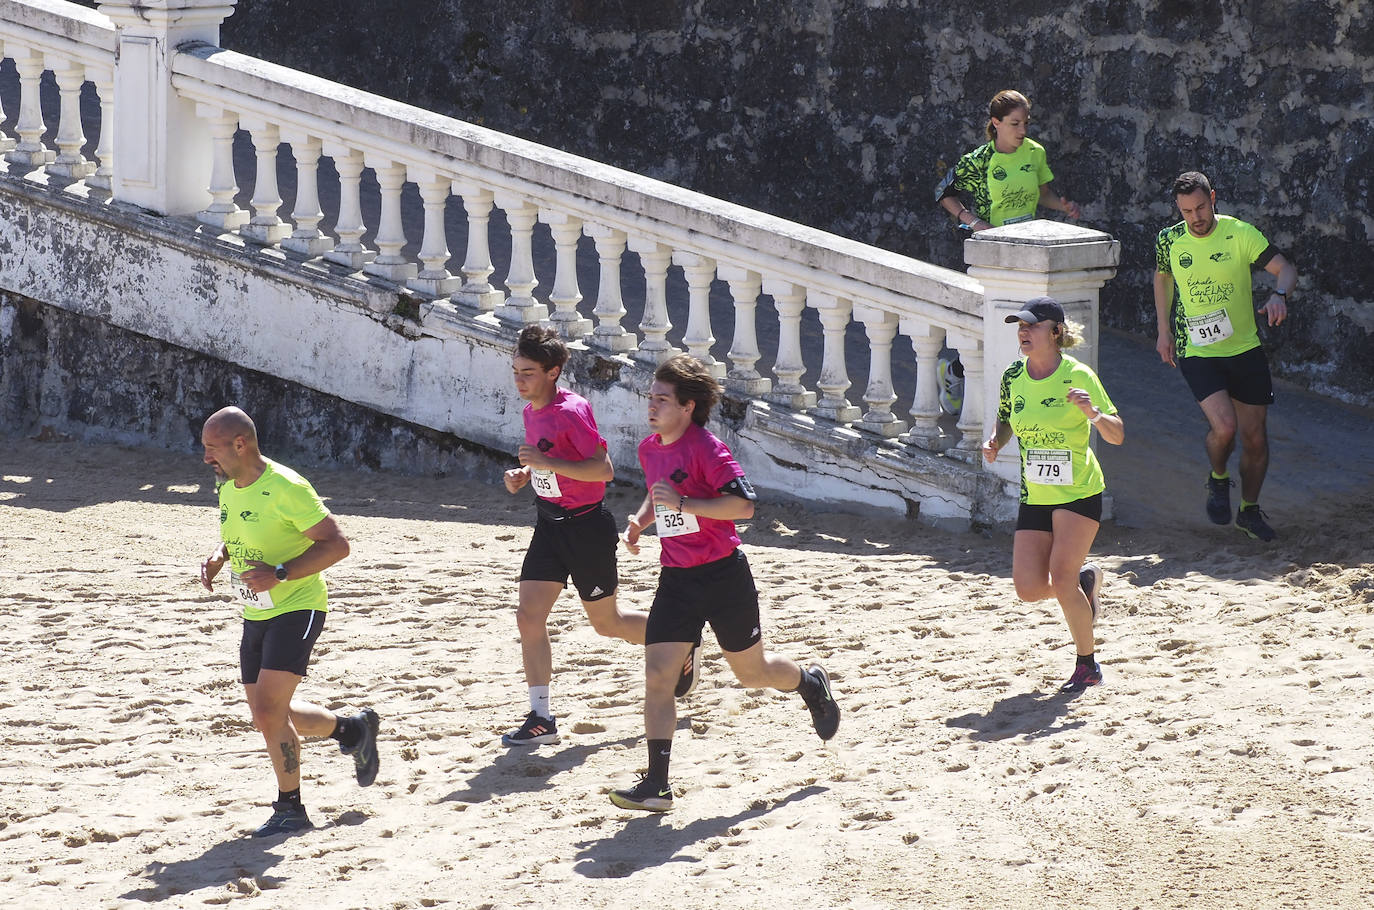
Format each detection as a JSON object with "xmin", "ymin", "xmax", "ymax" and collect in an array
[{"xmin": 1005, "ymin": 296, "xmax": 1066, "ymax": 325}]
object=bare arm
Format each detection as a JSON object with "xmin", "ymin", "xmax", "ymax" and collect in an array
[
  {"xmin": 517, "ymin": 443, "xmax": 614, "ymax": 482},
  {"xmin": 1039, "ymin": 183, "xmax": 1081, "ymax": 220},
  {"xmin": 1258, "ymin": 253, "xmax": 1296, "ymax": 326},
  {"xmin": 240, "ymin": 515, "xmax": 350, "ymax": 593},
  {"xmin": 1153, "ymin": 271, "xmax": 1177, "ymax": 367},
  {"xmin": 982, "ymin": 420, "xmax": 1015, "ymax": 463},
  {"xmin": 650, "ymin": 480, "xmax": 754, "ymax": 521}
]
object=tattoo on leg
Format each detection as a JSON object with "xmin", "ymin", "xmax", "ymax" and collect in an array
[{"xmin": 280, "ymin": 741, "xmax": 300, "ymax": 774}]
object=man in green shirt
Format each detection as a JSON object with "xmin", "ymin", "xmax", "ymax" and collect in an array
[
  {"xmin": 198, "ymin": 407, "xmax": 380, "ymax": 837},
  {"xmin": 1153, "ymin": 171, "xmax": 1297, "ymax": 542}
]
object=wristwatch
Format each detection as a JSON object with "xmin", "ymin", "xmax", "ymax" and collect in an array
[
  {"xmin": 1273, "ymin": 288, "xmax": 1287, "ymax": 297},
  {"xmin": 274, "ymin": 563, "xmax": 288, "ymax": 582}
]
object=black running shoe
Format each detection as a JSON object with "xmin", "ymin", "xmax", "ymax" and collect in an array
[
  {"xmin": 340, "ymin": 708, "xmax": 380, "ymax": 787},
  {"xmin": 252, "ymin": 801, "xmax": 313, "ymax": 838},
  {"xmin": 1079, "ymin": 563, "xmax": 1103, "ymax": 622},
  {"xmin": 1235, "ymin": 505, "xmax": 1277, "ymax": 542},
  {"xmin": 609, "ymin": 775, "xmax": 673, "ymax": 812},
  {"xmin": 675, "ymin": 640, "xmax": 702, "ymax": 698},
  {"xmin": 1205, "ymin": 475, "xmax": 1233, "ymax": 525},
  {"xmin": 501, "ymin": 711, "xmax": 559, "ymax": 746},
  {"xmin": 800, "ymin": 663, "xmax": 840, "ymax": 741},
  {"xmin": 1059, "ymin": 661, "xmax": 1104, "ymax": 694}
]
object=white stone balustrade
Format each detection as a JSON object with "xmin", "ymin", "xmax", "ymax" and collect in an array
[{"xmin": 0, "ymin": 0, "xmax": 1122, "ymax": 526}]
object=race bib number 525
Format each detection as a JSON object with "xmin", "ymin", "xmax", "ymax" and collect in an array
[{"xmin": 654, "ymin": 503, "xmax": 700, "ymax": 538}]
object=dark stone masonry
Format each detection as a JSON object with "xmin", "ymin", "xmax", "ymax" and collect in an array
[{"xmin": 73, "ymin": 1, "xmax": 1374, "ymax": 403}]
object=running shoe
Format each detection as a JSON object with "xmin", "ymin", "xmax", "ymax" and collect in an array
[
  {"xmin": 800, "ymin": 663, "xmax": 841, "ymax": 741},
  {"xmin": 251, "ymin": 801, "xmax": 313, "ymax": 838},
  {"xmin": 1235, "ymin": 505, "xmax": 1277, "ymax": 542},
  {"xmin": 609, "ymin": 775, "xmax": 673, "ymax": 812},
  {"xmin": 501, "ymin": 711, "xmax": 560, "ymax": 746},
  {"xmin": 1205, "ymin": 474, "xmax": 1233, "ymax": 525},
  {"xmin": 339, "ymin": 708, "xmax": 380, "ymax": 787},
  {"xmin": 1059, "ymin": 661, "xmax": 1103, "ymax": 693},
  {"xmin": 1079, "ymin": 562, "xmax": 1103, "ymax": 621},
  {"xmin": 675, "ymin": 640, "xmax": 702, "ymax": 698}
]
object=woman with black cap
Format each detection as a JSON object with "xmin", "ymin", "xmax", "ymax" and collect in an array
[{"xmin": 983, "ymin": 297, "xmax": 1124, "ymax": 692}]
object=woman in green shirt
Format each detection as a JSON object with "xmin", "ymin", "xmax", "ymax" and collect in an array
[
  {"xmin": 936, "ymin": 89, "xmax": 1082, "ymax": 231},
  {"xmin": 983, "ymin": 297, "xmax": 1124, "ymax": 693}
]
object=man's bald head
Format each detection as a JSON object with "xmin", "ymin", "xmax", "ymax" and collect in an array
[{"xmin": 203, "ymin": 406, "xmax": 258, "ymax": 445}]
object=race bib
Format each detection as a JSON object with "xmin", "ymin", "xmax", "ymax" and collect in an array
[
  {"xmin": 1186, "ymin": 308, "xmax": 1234, "ymax": 347},
  {"xmin": 654, "ymin": 503, "xmax": 700, "ymax": 538},
  {"xmin": 230, "ymin": 570, "xmax": 263, "ymax": 607},
  {"xmin": 531, "ymin": 468, "xmax": 563, "ymax": 499},
  {"xmin": 1026, "ymin": 449, "xmax": 1074, "ymax": 486}
]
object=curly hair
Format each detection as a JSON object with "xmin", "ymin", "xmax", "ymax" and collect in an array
[
  {"xmin": 514, "ymin": 324, "xmax": 568, "ymax": 373},
  {"xmin": 654, "ymin": 354, "xmax": 721, "ymax": 426}
]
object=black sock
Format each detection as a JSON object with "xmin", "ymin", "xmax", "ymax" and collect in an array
[
  {"xmin": 277, "ymin": 788, "xmax": 302, "ymax": 808},
  {"xmin": 647, "ymin": 739, "xmax": 672, "ymax": 785},
  {"xmin": 331, "ymin": 713, "xmax": 361, "ymax": 750},
  {"xmin": 795, "ymin": 666, "xmax": 819, "ymax": 701},
  {"xmin": 1076, "ymin": 653, "xmax": 1097, "ymax": 668}
]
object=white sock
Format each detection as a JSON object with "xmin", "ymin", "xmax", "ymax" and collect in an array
[{"xmin": 529, "ymin": 686, "xmax": 551, "ymax": 719}]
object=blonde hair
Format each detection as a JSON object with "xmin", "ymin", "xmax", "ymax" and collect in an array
[
  {"xmin": 1055, "ymin": 318, "xmax": 1084, "ymax": 350},
  {"xmin": 986, "ymin": 89, "xmax": 1031, "ymax": 142}
]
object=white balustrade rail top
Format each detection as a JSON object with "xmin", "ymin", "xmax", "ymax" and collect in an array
[
  {"xmin": 0, "ymin": 0, "xmax": 115, "ymax": 67},
  {"xmin": 170, "ymin": 43, "xmax": 983, "ymax": 334}
]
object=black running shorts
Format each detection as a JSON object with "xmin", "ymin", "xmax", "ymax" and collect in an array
[
  {"xmin": 1015, "ymin": 493, "xmax": 1103, "ymax": 532},
  {"xmin": 1179, "ymin": 346, "xmax": 1274, "ymax": 406},
  {"xmin": 240, "ymin": 609, "xmax": 326, "ymax": 683},
  {"xmin": 647, "ymin": 549, "xmax": 762, "ymax": 653},
  {"xmin": 519, "ymin": 503, "xmax": 618, "ymax": 602}
]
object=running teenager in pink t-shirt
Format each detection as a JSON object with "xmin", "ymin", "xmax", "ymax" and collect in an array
[
  {"xmin": 500, "ymin": 326, "xmax": 691, "ymax": 747},
  {"xmin": 612, "ymin": 355, "xmax": 841, "ymax": 812}
]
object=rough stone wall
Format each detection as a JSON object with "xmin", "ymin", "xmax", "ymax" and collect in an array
[
  {"xmin": 0, "ymin": 293, "xmax": 507, "ymax": 481},
  {"xmin": 67, "ymin": 0, "xmax": 1373, "ymax": 402}
]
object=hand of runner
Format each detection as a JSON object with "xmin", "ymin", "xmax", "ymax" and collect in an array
[
  {"xmin": 1257, "ymin": 296, "xmax": 1287, "ymax": 326},
  {"xmin": 199, "ymin": 546, "xmax": 226, "ymax": 591},
  {"xmin": 621, "ymin": 514, "xmax": 643, "ymax": 555},
  {"xmin": 516, "ymin": 444, "xmax": 552, "ymax": 470},
  {"xmin": 1066, "ymin": 387, "xmax": 1097, "ymax": 417},
  {"xmin": 503, "ymin": 466, "xmax": 530, "ymax": 493},
  {"xmin": 982, "ymin": 435, "xmax": 1001, "ymax": 464},
  {"xmin": 240, "ymin": 560, "xmax": 279, "ymax": 594},
  {"xmin": 1155, "ymin": 333, "xmax": 1176, "ymax": 368},
  {"xmin": 649, "ymin": 480, "xmax": 680, "ymax": 510}
]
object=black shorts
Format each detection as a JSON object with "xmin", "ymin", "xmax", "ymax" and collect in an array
[
  {"xmin": 240, "ymin": 609, "xmax": 326, "ymax": 684},
  {"xmin": 519, "ymin": 502, "xmax": 618, "ymax": 602},
  {"xmin": 646, "ymin": 549, "xmax": 762, "ymax": 653},
  {"xmin": 1179, "ymin": 346, "xmax": 1274, "ymax": 406},
  {"xmin": 1015, "ymin": 493, "xmax": 1103, "ymax": 532}
]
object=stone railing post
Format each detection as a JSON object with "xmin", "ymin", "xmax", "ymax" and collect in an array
[
  {"xmin": 98, "ymin": 0, "xmax": 238, "ymax": 214},
  {"xmin": 963, "ymin": 221, "xmax": 1120, "ymax": 485}
]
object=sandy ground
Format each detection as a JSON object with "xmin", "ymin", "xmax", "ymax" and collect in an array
[{"xmin": 2, "ymin": 385, "xmax": 1373, "ymax": 910}]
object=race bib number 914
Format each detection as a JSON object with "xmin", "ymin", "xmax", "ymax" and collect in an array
[{"xmin": 1186, "ymin": 308, "xmax": 1234, "ymax": 347}]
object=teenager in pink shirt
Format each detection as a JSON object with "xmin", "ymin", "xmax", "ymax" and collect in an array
[
  {"xmin": 502, "ymin": 327, "xmax": 691, "ymax": 746},
  {"xmin": 614, "ymin": 355, "xmax": 840, "ymax": 811}
]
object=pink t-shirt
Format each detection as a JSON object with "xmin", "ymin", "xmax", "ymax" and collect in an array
[
  {"xmin": 524, "ymin": 387, "xmax": 607, "ymax": 511},
  {"xmin": 637, "ymin": 422, "xmax": 745, "ymax": 568}
]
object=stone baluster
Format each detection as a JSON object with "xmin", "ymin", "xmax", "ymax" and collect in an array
[
  {"xmin": 451, "ymin": 181, "xmax": 503, "ymax": 311},
  {"xmin": 195, "ymin": 105, "xmax": 246, "ymax": 230},
  {"xmin": 584, "ymin": 223, "xmax": 636, "ymax": 351},
  {"xmin": 280, "ymin": 131, "xmax": 333, "ymax": 257},
  {"xmin": 363, "ymin": 158, "xmax": 417, "ymax": 282},
  {"xmin": 322, "ymin": 145, "xmax": 373, "ymax": 269},
  {"xmin": 238, "ymin": 119, "xmax": 288, "ymax": 245},
  {"xmin": 629, "ymin": 237, "xmax": 677, "ymax": 365},
  {"xmin": 949, "ymin": 335, "xmax": 984, "ymax": 457},
  {"xmin": 808, "ymin": 293, "xmax": 861, "ymax": 423},
  {"xmin": 853, "ymin": 305, "xmax": 907, "ymax": 437},
  {"xmin": 717, "ymin": 265, "xmax": 771, "ymax": 396},
  {"xmin": 7, "ymin": 50, "xmax": 52, "ymax": 167},
  {"xmin": 87, "ymin": 67, "xmax": 115, "ymax": 191},
  {"xmin": 672, "ymin": 252, "xmax": 723, "ymax": 378},
  {"xmin": 901, "ymin": 321, "xmax": 945, "ymax": 447},
  {"xmin": 407, "ymin": 168, "xmax": 460, "ymax": 295},
  {"xmin": 493, "ymin": 194, "xmax": 547, "ymax": 324},
  {"xmin": 0, "ymin": 41, "xmax": 13, "ymax": 154},
  {"xmin": 540, "ymin": 210, "xmax": 590, "ymax": 340},
  {"xmin": 45, "ymin": 56, "xmax": 93, "ymax": 179},
  {"xmin": 762, "ymin": 279, "xmax": 816, "ymax": 410}
]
